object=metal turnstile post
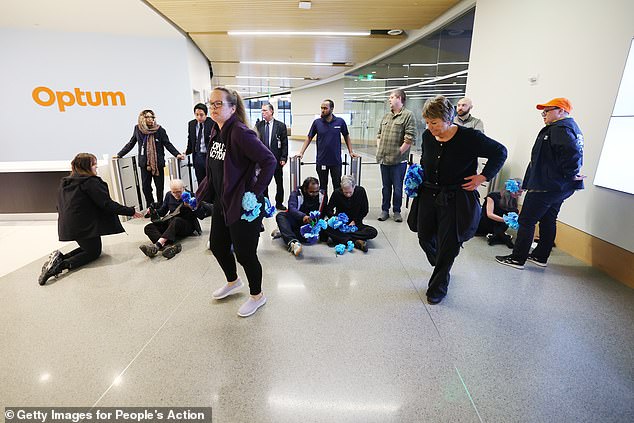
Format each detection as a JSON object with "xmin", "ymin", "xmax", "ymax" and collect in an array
[
  {"xmin": 289, "ymin": 156, "xmax": 302, "ymax": 192},
  {"xmin": 112, "ymin": 156, "xmax": 144, "ymax": 216},
  {"xmin": 349, "ymin": 156, "xmax": 362, "ymax": 186}
]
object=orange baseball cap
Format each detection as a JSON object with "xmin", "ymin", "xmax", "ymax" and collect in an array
[{"xmin": 536, "ymin": 97, "xmax": 572, "ymax": 113}]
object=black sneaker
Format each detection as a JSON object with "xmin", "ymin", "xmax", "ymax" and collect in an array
[
  {"xmin": 38, "ymin": 251, "xmax": 64, "ymax": 285},
  {"xmin": 139, "ymin": 243, "xmax": 159, "ymax": 258},
  {"xmin": 275, "ymin": 204, "xmax": 287, "ymax": 211},
  {"xmin": 427, "ymin": 295, "xmax": 444, "ymax": 305},
  {"xmin": 162, "ymin": 243, "xmax": 182, "ymax": 259},
  {"xmin": 495, "ymin": 255, "xmax": 525, "ymax": 270},
  {"xmin": 527, "ymin": 254, "xmax": 547, "ymax": 267}
]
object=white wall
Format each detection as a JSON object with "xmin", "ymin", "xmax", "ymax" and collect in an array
[
  {"xmin": 0, "ymin": 0, "xmax": 211, "ymax": 163},
  {"xmin": 467, "ymin": 0, "xmax": 634, "ymax": 252},
  {"xmin": 290, "ymin": 79, "xmax": 345, "ymax": 138}
]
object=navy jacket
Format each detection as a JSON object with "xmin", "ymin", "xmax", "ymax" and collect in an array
[
  {"xmin": 185, "ymin": 117, "xmax": 214, "ymax": 155},
  {"xmin": 118, "ymin": 126, "xmax": 180, "ymax": 168},
  {"xmin": 523, "ymin": 117, "xmax": 584, "ymax": 192},
  {"xmin": 155, "ymin": 191, "xmax": 202, "ymax": 235}
]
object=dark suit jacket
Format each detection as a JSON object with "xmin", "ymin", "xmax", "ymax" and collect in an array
[
  {"xmin": 185, "ymin": 117, "xmax": 214, "ymax": 155},
  {"xmin": 118, "ymin": 126, "xmax": 180, "ymax": 168},
  {"xmin": 255, "ymin": 118, "xmax": 288, "ymax": 162}
]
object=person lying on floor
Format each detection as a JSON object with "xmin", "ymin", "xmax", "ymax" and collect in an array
[
  {"xmin": 272, "ymin": 176, "xmax": 327, "ymax": 256},
  {"xmin": 323, "ymin": 175, "xmax": 378, "ymax": 252},
  {"xmin": 139, "ymin": 179, "xmax": 202, "ymax": 259}
]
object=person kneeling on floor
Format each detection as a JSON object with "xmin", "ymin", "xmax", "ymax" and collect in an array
[
  {"xmin": 139, "ymin": 179, "xmax": 202, "ymax": 259},
  {"xmin": 273, "ymin": 176, "xmax": 327, "ymax": 256},
  {"xmin": 476, "ymin": 178, "xmax": 522, "ymax": 248},
  {"xmin": 323, "ymin": 175, "xmax": 378, "ymax": 252}
]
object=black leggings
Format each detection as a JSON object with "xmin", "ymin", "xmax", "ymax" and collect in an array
[
  {"xmin": 210, "ymin": 205, "xmax": 263, "ymax": 295},
  {"xmin": 63, "ymin": 237, "xmax": 102, "ymax": 270}
]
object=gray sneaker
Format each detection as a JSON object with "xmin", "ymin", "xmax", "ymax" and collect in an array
[
  {"xmin": 237, "ymin": 294, "xmax": 267, "ymax": 317},
  {"xmin": 378, "ymin": 211, "xmax": 389, "ymax": 221},
  {"xmin": 212, "ymin": 278, "xmax": 244, "ymax": 299},
  {"xmin": 139, "ymin": 243, "xmax": 159, "ymax": 258},
  {"xmin": 393, "ymin": 212, "xmax": 403, "ymax": 222}
]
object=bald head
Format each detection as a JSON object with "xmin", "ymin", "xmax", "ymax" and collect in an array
[
  {"xmin": 456, "ymin": 97, "xmax": 473, "ymax": 117},
  {"xmin": 169, "ymin": 179, "xmax": 185, "ymax": 200}
]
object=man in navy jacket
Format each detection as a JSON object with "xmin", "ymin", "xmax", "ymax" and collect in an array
[
  {"xmin": 496, "ymin": 98, "xmax": 585, "ymax": 269},
  {"xmin": 255, "ymin": 103, "xmax": 289, "ymax": 210},
  {"xmin": 185, "ymin": 103, "xmax": 214, "ymax": 184}
]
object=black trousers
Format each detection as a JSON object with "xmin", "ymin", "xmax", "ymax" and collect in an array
[
  {"xmin": 192, "ymin": 152, "xmax": 207, "ymax": 185},
  {"xmin": 316, "ymin": 164, "xmax": 341, "ymax": 194},
  {"xmin": 325, "ymin": 224, "xmax": 378, "ymax": 245},
  {"xmin": 62, "ymin": 237, "xmax": 102, "ymax": 270},
  {"xmin": 417, "ymin": 191, "xmax": 462, "ymax": 299},
  {"xmin": 275, "ymin": 212, "xmax": 304, "ymax": 245},
  {"xmin": 477, "ymin": 217, "xmax": 511, "ymax": 244},
  {"xmin": 140, "ymin": 166, "xmax": 164, "ymax": 208},
  {"xmin": 144, "ymin": 217, "xmax": 193, "ymax": 243},
  {"xmin": 210, "ymin": 205, "xmax": 263, "ymax": 295},
  {"xmin": 264, "ymin": 163, "xmax": 284, "ymax": 206}
]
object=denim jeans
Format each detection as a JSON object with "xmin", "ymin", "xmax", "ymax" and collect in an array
[
  {"xmin": 380, "ymin": 162, "xmax": 407, "ymax": 213},
  {"xmin": 512, "ymin": 190, "xmax": 575, "ymax": 263}
]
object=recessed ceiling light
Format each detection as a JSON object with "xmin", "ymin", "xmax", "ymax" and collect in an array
[
  {"xmin": 236, "ymin": 76, "xmax": 309, "ymax": 80},
  {"xmin": 299, "ymin": 1, "xmax": 311, "ymax": 9},
  {"xmin": 241, "ymin": 60, "xmax": 342, "ymax": 66},
  {"xmin": 387, "ymin": 29, "xmax": 403, "ymax": 36},
  {"xmin": 228, "ymin": 31, "xmax": 369, "ymax": 36}
]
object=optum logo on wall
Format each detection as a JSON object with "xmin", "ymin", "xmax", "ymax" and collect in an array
[{"xmin": 32, "ymin": 86, "xmax": 126, "ymax": 112}]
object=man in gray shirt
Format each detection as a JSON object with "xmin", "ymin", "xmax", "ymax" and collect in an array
[
  {"xmin": 376, "ymin": 89, "xmax": 417, "ymax": 222},
  {"xmin": 454, "ymin": 97, "xmax": 484, "ymax": 132}
]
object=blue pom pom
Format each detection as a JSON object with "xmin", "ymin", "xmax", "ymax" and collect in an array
[
  {"xmin": 334, "ymin": 244, "xmax": 346, "ymax": 255},
  {"xmin": 242, "ymin": 192, "xmax": 259, "ymax": 211},
  {"xmin": 503, "ymin": 212, "xmax": 519, "ymax": 230},
  {"xmin": 189, "ymin": 198, "xmax": 197, "ymax": 209},
  {"xmin": 505, "ymin": 179, "xmax": 521, "ymax": 193},
  {"xmin": 316, "ymin": 219, "xmax": 327, "ymax": 230},
  {"xmin": 309, "ymin": 210, "xmax": 321, "ymax": 220},
  {"xmin": 346, "ymin": 240, "xmax": 354, "ymax": 252},
  {"xmin": 181, "ymin": 192, "xmax": 191, "ymax": 202},
  {"xmin": 263, "ymin": 197, "xmax": 276, "ymax": 218},
  {"xmin": 404, "ymin": 164, "xmax": 425, "ymax": 198},
  {"xmin": 337, "ymin": 213, "xmax": 349, "ymax": 224}
]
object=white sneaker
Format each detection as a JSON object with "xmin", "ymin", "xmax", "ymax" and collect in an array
[
  {"xmin": 212, "ymin": 278, "xmax": 244, "ymax": 299},
  {"xmin": 288, "ymin": 240, "xmax": 302, "ymax": 256},
  {"xmin": 237, "ymin": 295, "xmax": 267, "ymax": 317}
]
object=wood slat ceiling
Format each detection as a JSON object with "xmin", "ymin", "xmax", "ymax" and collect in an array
[{"xmin": 147, "ymin": 0, "xmax": 461, "ymax": 97}]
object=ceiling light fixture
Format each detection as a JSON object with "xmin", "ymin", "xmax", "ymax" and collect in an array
[
  {"xmin": 298, "ymin": 1, "xmax": 312, "ymax": 9},
  {"xmin": 236, "ymin": 76, "xmax": 311, "ymax": 80},
  {"xmin": 228, "ymin": 31, "xmax": 370, "ymax": 36},
  {"xmin": 241, "ymin": 60, "xmax": 346, "ymax": 66},
  {"xmin": 387, "ymin": 29, "xmax": 403, "ymax": 36}
]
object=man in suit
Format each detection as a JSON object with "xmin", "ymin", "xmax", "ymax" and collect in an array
[
  {"xmin": 255, "ymin": 103, "xmax": 289, "ymax": 210},
  {"xmin": 185, "ymin": 103, "xmax": 214, "ymax": 184}
]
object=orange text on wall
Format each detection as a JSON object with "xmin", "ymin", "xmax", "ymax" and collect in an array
[{"xmin": 32, "ymin": 86, "xmax": 126, "ymax": 112}]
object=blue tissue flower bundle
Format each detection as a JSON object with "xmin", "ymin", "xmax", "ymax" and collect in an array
[
  {"xmin": 404, "ymin": 164, "xmax": 425, "ymax": 198},
  {"xmin": 505, "ymin": 179, "xmax": 520, "ymax": 193},
  {"xmin": 180, "ymin": 192, "xmax": 197, "ymax": 209},
  {"xmin": 503, "ymin": 212, "xmax": 519, "ymax": 230},
  {"xmin": 241, "ymin": 191, "xmax": 262, "ymax": 222},
  {"xmin": 327, "ymin": 212, "xmax": 358, "ymax": 233},
  {"xmin": 300, "ymin": 211, "xmax": 327, "ymax": 243},
  {"xmin": 263, "ymin": 197, "xmax": 276, "ymax": 218},
  {"xmin": 334, "ymin": 240, "xmax": 355, "ymax": 256}
]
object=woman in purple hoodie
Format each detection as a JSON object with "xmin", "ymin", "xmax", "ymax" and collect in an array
[{"xmin": 197, "ymin": 87, "xmax": 276, "ymax": 318}]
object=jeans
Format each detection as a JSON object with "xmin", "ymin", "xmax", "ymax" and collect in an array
[
  {"xmin": 512, "ymin": 190, "xmax": 575, "ymax": 263},
  {"xmin": 380, "ymin": 162, "xmax": 407, "ymax": 213}
]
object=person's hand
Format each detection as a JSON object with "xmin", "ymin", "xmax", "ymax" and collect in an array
[
  {"xmin": 112, "ymin": 155, "xmax": 119, "ymax": 159},
  {"xmin": 177, "ymin": 154, "xmax": 185, "ymax": 160},
  {"xmin": 461, "ymin": 174, "xmax": 487, "ymax": 191},
  {"xmin": 295, "ymin": 152, "xmax": 304, "ymax": 160},
  {"xmin": 132, "ymin": 211, "xmax": 144, "ymax": 219},
  {"xmin": 349, "ymin": 220, "xmax": 356, "ymax": 226},
  {"xmin": 573, "ymin": 174, "xmax": 587, "ymax": 181},
  {"xmin": 280, "ymin": 160, "xmax": 286, "ymax": 167},
  {"xmin": 350, "ymin": 152, "xmax": 360, "ymax": 158},
  {"xmin": 302, "ymin": 215, "xmax": 311, "ymax": 224},
  {"xmin": 399, "ymin": 143, "xmax": 411, "ymax": 155}
]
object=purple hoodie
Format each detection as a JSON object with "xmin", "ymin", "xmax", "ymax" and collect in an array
[{"xmin": 216, "ymin": 113, "xmax": 276, "ymax": 225}]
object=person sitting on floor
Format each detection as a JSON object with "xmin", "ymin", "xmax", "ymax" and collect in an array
[
  {"xmin": 273, "ymin": 176, "xmax": 327, "ymax": 256},
  {"xmin": 139, "ymin": 179, "xmax": 202, "ymax": 259},
  {"xmin": 323, "ymin": 175, "xmax": 378, "ymax": 252},
  {"xmin": 476, "ymin": 178, "xmax": 522, "ymax": 248}
]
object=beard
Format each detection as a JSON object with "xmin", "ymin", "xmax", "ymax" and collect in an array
[{"xmin": 457, "ymin": 109, "xmax": 470, "ymax": 117}]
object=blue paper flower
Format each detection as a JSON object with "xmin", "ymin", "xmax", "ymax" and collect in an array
[
  {"xmin": 327, "ymin": 216, "xmax": 341, "ymax": 229},
  {"xmin": 503, "ymin": 212, "xmax": 519, "ymax": 230},
  {"xmin": 189, "ymin": 198, "xmax": 197, "ymax": 209},
  {"xmin": 334, "ymin": 244, "xmax": 346, "ymax": 255},
  {"xmin": 505, "ymin": 179, "xmax": 521, "ymax": 193},
  {"xmin": 404, "ymin": 164, "xmax": 425, "ymax": 198},
  {"xmin": 309, "ymin": 210, "xmax": 321, "ymax": 220},
  {"xmin": 337, "ymin": 213, "xmax": 349, "ymax": 224},
  {"xmin": 346, "ymin": 240, "xmax": 354, "ymax": 252},
  {"xmin": 181, "ymin": 192, "xmax": 197, "ymax": 209},
  {"xmin": 241, "ymin": 191, "xmax": 262, "ymax": 222},
  {"xmin": 263, "ymin": 197, "xmax": 276, "ymax": 218}
]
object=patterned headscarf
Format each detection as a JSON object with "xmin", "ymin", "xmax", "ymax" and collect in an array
[{"xmin": 137, "ymin": 110, "xmax": 161, "ymax": 175}]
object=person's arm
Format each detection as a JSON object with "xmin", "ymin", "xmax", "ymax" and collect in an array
[
  {"xmin": 551, "ymin": 125, "xmax": 584, "ymax": 180},
  {"xmin": 485, "ymin": 197, "xmax": 504, "ymax": 222},
  {"xmin": 287, "ymin": 190, "xmax": 305, "ymax": 221},
  {"xmin": 84, "ymin": 178, "xmax": 136, "ymax": 216},
  {"xmin": 298, "ymin": 120, "xmax": 317, "ymax": 159},
  {"xmin": 324, "ymin": 192, "xmax": 337, "ymax": 218},
  {"xmin": 116, "ymin": 128, "xmax": 138, "ymax": 158},
  {"xmin": 462, "ymin": 132, "xmax": 508, "ymax": 191},
  {"xmin": 235, "ymin": 127, "xmax": 277, "ymax": 196},
  {"xmin": 357, "ymin": 187, "xmax": 369, "ymax": 221},
  {"xmin": 156, "ymin": 193, "xmax": 170, "ymax": 216},
  {"xmin": 185, "ymin": 121, "xmax": 194, "ymax": 155},
  {"xmin": 162, "ymin": 128, "xmax": 185, "ymax": 160},
  {"xmin": 340, "ymin": 120, "xmax": 358, "ymax": 158},
  {"xmin": 474, "ymin": 119, "xmax": 485, "ymax": 133},
  {"xmin": 399, "ymin": 112, "xmax": 417, "ymax": 155},
  {"xmin": 279, "ymin": 122, "xmax": 289, "ymax": 165}
]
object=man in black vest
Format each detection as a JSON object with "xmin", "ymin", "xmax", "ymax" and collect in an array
[
  {"xmin": 255, "ymin": 103, "xmax": 289, "ymax": 210},
  {"xmin": 185, "ymin": 103, "xmax": 214, "ymax": 184}
]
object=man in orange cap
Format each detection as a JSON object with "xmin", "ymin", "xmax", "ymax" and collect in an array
[{"xmin": 496, "ymin": 97, "xmax": 584, "ymax": 270}]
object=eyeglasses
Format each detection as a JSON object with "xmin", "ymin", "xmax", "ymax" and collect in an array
[
  {"xmin": 144, "ymin": 115, "xmax": 155, "ymax": 119},
  {"xmin": 307, "ymin": 190, "xmax": 320, "ymax": 196},
  {"xmin": 210, "ymin": 101, "xmax": 227, "ymax": 109},
  {"xmin": 541, "ymin": 107, "xmax": 559, "ymax": 116}
]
